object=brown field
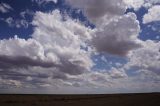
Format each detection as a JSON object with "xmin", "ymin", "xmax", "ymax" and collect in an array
[{"xmin": 0, "ymin": 93, "xmax": 160, "ymax": 106}]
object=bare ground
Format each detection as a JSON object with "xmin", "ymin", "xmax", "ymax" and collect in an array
[{"xmin": 0, "ymin": 93, "xmax": 160, "ymax": 106}]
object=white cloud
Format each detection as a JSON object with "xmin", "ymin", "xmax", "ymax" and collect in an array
[
  {"xmin": 32, "ymin": 10, "xmax": 93, "ymax": 75},
  {"xmin": 123, "ymin": 0, "xmax": 144, "ymax": 10},
  {"xmin": 123, "ymin": 0, "xmax": 160, "ymax": 10},
  {"xmin": 0, "ymin": 2, "xmax": 13, "ymax": 13},
  {"xmin": 66, "ymin": 0, "xmax": 143, "ymax": 56},
  {"xmin": 143, "ymin": 5, "xmax": 160, "ymax": 24},
  {"xmin": 126, "ymin": 40, "xmax": 160, "ymax": 75},
  {"xmin": 108, "ymin": 67, "xmax": 127, "ymax": 79},
  {"xmin": 32, "ymin": 10, "xmax": 92, "ymax": 48},
  {"xmin": 144, "ymin": 0, "xmax": 160, "ymax": 8},
  {"xmin": 66, "ymin": 0, "xmax": 126, "ymax": 25},
  {"xmin": 92, "ymin": 13, "xmax": 142, "ymax": 56},
  {"xmin": 0, "ymin": 10, "xmax": 94, "ymax": 89},
  {"xmin": 0, "ymin": 9, "xmax": 131, "ymax": 91},
  {"xmin": 0, "ymin": 36, "xmax": 44, "ymax": 59},
  {"xmin": 0, "ymin": 1, "xmax": 160, "ymax": 93}
]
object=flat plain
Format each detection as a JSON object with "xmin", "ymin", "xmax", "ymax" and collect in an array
[{"xmin": 0, "ymin": 93, "xmax": 160, "ymax": 106}]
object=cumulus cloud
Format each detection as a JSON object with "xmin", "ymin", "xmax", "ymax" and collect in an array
[
  {"xmin": 0, "ymin": 8, "xmax": 131, "ymax": 90},
  {"xmin": 143, "ymin": 0, "xmax": 160, "ymax": 8},
  {"xmin": 143, "ymin": 5, "xmax": 160, "ymax": 24},
  {"xmin": 66, "ymin": 0, "xmax": 126, "ymax": 25},
  {"xmin": 123, "ymin": 0, "xmax": 160, "ymax": 10},
  {"xmin": 126, "ymin": 40, "xmax": 160, "ymax": 75},
  {"xmin": 123, "ymin": 0, "xmax": 144, "ymax": 10},
  {"xmin": 92, "ymin": 13, "xmax": 142, "ymax": 56},
  {"xmin": 32, "ymin": 10, "xmax": 93, "ymax": 75},
  {"xmin": 0, "ymin": 10, "xmax": 94, "ymax": 89},
  {"xmin": 0, "ymin": 2, "xmax": 13, "ymax": 13},
  {"xmin": 32, "ymin": 10, "xmax": 92, "ymax": 47},
  {"xmin": 66, "ymin": 0, "xmax": 142, "ymax": 56},
  {"xmin": 0, "ymin": 0, "xmax": 160, "ymax": 93},
  {"xmin": 0, "ymin": 36, "xmax": 44, "ymax": 59}
]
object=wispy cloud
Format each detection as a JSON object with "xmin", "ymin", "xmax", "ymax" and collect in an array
[
  {"xmin": 4, "ymin": 17, "xmax": 29, "ymax": 29},
  {"xmin": 32, "ymin": 0, "xmax": 58, "ymax": 5},
  {"xmin": 0, "ymin": 2, "xmax": 13, "ymax": 13}
]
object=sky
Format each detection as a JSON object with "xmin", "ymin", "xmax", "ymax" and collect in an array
[{"xmin": 0, "ymin": 0, "xmax": 160, "ymax": 94}]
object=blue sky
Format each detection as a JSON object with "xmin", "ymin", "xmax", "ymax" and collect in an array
[
  {"xmin": 0, "ymin": 0, "xmax": 159, "ymax": 41},
  {"xmin": 0, "ymin": 0, "xmax": 92, "ymax": 39},
  {"xmin": 0, "ymin": 0, "xmax": 160, "ymax": 94}
]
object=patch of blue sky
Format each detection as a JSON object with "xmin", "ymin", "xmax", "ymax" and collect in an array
[
  {"xmin": 126, "ymin": 7, "xmax": 160, "ymax": 41},
  {"xmin": 0, "ymin": 0, "xmax": 33, "ymax": 39},
  {"xmin": 140, "ymin": 21, "xmax": 160, "ymax": 41},
  {"xmin": 58, "ymin": 0, "xmax": 95, "ymax": 28},
  {"xmin": 0, "ymin": 0, "xmax": 94, "ymax": 40},
  {"xmin": 92, "ymin": 53, "xmax": 128, "ymax": 72},
  {"xmin": 0, "ymin": 0, "xmax": 57, "ymax": 40},
  {"xmin": 126, "ymin": 67, "xmax": 143, "ymax": 77}
]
